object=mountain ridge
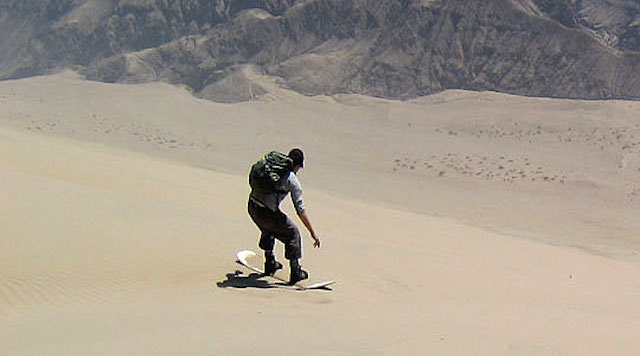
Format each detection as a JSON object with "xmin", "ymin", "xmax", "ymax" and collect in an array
[{"xmin": 1, "ymin": 0, "xmax": 639, "ymax": 102}]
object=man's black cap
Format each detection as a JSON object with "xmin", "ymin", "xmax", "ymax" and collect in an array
[{"xmin": 288, "ymin": 148, "xmax": 304, "ymax": 168}]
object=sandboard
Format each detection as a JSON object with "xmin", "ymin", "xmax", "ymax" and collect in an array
[{"xmin": 236, "ymin": 250, "xmax": 335, "ymax": 290}]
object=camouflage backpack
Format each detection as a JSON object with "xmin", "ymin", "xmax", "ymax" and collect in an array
[{"xmin": 249, "ymin": 151, "xmax": 293, "ymax": 194}]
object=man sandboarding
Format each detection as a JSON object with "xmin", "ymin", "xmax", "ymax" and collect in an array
[{"xmin": 247, "ymin": 148, "xmax": 321, "ymax": 285}]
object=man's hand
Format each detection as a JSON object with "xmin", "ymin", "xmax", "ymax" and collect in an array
[{"xmin": 312, "ymin": 235, "xmax": 321, "ymax": 248}]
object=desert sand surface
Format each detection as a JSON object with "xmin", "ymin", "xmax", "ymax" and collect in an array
[{"xmin": 1, "ymin": 71, "xmax": 640, "ymax": 354}]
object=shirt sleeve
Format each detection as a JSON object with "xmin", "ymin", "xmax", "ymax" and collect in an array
[{"xmin": 287, "ymin": 172, "xmax": 305, "ymax": 215}]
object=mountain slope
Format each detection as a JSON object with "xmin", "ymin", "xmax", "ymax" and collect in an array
[{"xmin": 1, "ymin": 0, "xmax": 639, "ymax": 101}]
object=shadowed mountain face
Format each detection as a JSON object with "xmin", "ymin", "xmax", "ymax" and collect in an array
[{"xmin": 1, "ymin": 0, "xmax": 640, "ymax": 102}]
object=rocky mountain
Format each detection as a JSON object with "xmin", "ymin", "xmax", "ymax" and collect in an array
[{"xmin": 1, "ymin": 0, "xmax": 640, "ymax": 102}]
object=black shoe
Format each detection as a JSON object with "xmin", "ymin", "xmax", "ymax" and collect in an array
[
  {"xmin": 289, "ymin": 267, "xmax": 309, "ymax": 285},
  {"xmin": 264, "ymin": 259, "xmax": 283, "ymax": 276}
]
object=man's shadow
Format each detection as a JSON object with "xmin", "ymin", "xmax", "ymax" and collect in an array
[{"xmin": 216, "ymin": 270, "xmax": 287, "ymax": 289}]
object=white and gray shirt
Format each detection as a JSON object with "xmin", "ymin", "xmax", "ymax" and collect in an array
[{"xmin": 250, "ymin": 171, "xmax": 305, "ymax": 215}]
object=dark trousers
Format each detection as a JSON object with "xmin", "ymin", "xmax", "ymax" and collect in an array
[{"xmin": 248, "ymin": 199, "xmax": 302, "ymax": 260}]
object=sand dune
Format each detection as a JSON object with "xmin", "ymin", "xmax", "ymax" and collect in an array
[
  {"xmin": 2, "ymin": 71, "xmax": 639, "ymax": 257},
  {"xmin": 1, "ymin": 72, "xmax": 640, "ymax": 354}
]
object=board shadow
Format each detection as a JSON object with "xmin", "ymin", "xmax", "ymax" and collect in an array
[{"xmin": 216, "ymin": 270, "xmax": 288, "ymax": 290}]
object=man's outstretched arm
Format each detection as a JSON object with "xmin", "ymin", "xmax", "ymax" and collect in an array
[{"xmin": 299, "ymin": 211, "xmax": 320, "ymax": 248}]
